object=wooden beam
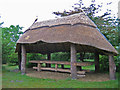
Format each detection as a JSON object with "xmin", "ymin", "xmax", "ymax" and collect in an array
[
  {"xmin": 32, "ymin": 67, "xmax": 86, "ymax": 75},
  {"xmin": 18, "ymin": 45, "xmax": 21, "ymax": 70},
  {"xmin": 95, "ymin": 53, "xmax": 99, "ymax": 72},
  {"xmin": 29, "ymin": 60, "xmax": 94, "ymax": 66},
  {"xmin": 109, "ymin": 54, "xmax": 116, "ymax": 80},
  {"xmin": 70, "ymin": 44, "xmax": 77, "ymax": 79},
  {"xmin": 21, "ymin": 45, "xmax": 26, "ymax": 74}
]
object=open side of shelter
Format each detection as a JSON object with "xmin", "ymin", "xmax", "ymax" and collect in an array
[{"xmin": 16, "ymin": 13, "xmax": 118, "ymax": 80}]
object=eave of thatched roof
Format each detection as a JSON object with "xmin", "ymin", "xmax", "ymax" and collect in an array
[
  {"xmin": 16, "ymin": 23, "xmax": 118, "ymax": 55},
  {"xmin": 15, "ymin": 12, "xmax": 118, "ymax": 55}
]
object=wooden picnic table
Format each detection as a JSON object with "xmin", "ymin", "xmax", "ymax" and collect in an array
[{"xmin": 29, "ymin": 60, "xmax": 94, "ymax": 75}]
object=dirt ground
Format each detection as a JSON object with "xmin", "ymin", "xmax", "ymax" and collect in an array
[{"xmin": 26, "ymin": 68, "xmax": 110, "ymax": 82}]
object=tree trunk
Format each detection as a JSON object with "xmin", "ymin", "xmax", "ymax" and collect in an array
[
  {"xmin": 18, "ymin": 45, "xmax": 21, "ymax": 70},
  {"xmin": 109, "ymin": 54, "xmax": 116, "ymax": 80},
  {"xmin": 21, "ymin": 45, "xmax": 26, "ymax": 74},
  {"xmin": 95, "ymin": 53, "xmax": 99, "ymax": 72},
  {"xmin": 70, "ymin": 44, "xmax": 77, "ymax": 79}
]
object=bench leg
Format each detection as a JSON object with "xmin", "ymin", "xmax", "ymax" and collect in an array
[
  {"xmin": 55, "ymin": 64, "xmax": 58, "ymax": 71},
  {"xmin": 38, "ymin": 63, "xmax": 41, "ymax": 71}
]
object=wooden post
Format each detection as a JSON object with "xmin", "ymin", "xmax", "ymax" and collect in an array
[
  {"xmin": 21, "ymin": 45, "xmax": 26, "ymax": 74},
  {"xmin": 55, "ymin": 64, "xmax": 58, "ymax": 71},
  {"xmin": 70, "ymin": 44, "xmax": 77, "ymax": 79},
  {"xmin": 95, "ymin": 53, "xmax": 99, "ymax": 72},
  {"xmin": 109, "ymin": 54, "xmax": 116, "ymax": 80},
  {"xmin": 46, "ymin": 53, "xmax": 51, "ymax": 67},
  {"xmin": 61, "ymin": 65, "xmax": 64, "ymax": 69},
  {"xmin": 18, "ymin": 45, "xmax": 21, "ymax": 70},
  {"xmin": 38, "ymin": 63, "xmax": 41, "ymax": 71}
]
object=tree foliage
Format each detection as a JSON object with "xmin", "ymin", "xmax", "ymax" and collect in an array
[
  {"xmin": 1, "ymin": 1, "xmax": 119, "ymax": 72},
  {"xmin": 2, "ymin": 25, "xmax": 23, "ymax": 64},
  {"xmin": 53, "ymin": 0, "xmax": 120, "ymax": 72},
  {"xmin": 53, "ymin": 0, "xmax": 118, "ymax": 46}
]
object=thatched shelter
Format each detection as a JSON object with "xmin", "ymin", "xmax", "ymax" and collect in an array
[{"xmin": 16, "ymin": 13, "xmax": 118, "ymax": 80}]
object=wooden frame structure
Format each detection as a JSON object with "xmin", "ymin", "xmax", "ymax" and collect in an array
[
  {"xmin": 18, "ymin": 44, "xmax": 116, "ymax": 80},
  {"xmin": 71, "ymin": 44, "xmax": 77, "ymax": 79},
  {"xmin": 16, "ymin": 13, "xmax": 118, "ymax": 80},
  {"xmin": 29, "ymin": 60, "xmax": 93, "ymax": 75},
  {"xmin": 21, "ymin": 45, "xmax": 26, "ymax": 74}
]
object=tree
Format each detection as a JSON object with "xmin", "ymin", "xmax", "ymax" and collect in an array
[
  {"xmin": 2, "ymin": 25, "xmax": 23, "ymax": 64},
  {"xmin": 0, "ymin": 16, "xmax": 3, "ymax": 63},
  {"xmin": 53, "ymin": 0, "xmax": 118, "ymax": 46},
  {"xmin": 2, "ymin": 24, "xmax": 47, "ymax": 67},
  {"xmin": 53, "ymin": 0, "xmax": 119, "ymax": 72}
]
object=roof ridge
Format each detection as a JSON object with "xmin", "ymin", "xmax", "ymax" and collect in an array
[{"xmin": 29, "ymin": 12, "xmax": 97, "ymax": 30}]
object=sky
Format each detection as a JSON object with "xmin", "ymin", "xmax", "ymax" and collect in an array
[{"xmin": 0, "ymin": 0, "xmax": 119, "ymax": 31}]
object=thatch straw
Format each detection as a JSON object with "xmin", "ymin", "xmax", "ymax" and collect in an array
[
  {"xmin": 16, "ymin": 13, "xmax": 118, "ymax": 55},
  {"xmin": 29, "ymin": 13, "xmax": 97, "ymax": 30}
]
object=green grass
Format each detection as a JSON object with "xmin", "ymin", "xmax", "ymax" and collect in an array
[
  {"xmin": 2, "ymin": 64, "xmax": 18, "ymax": 71},
  {"xmin": 2, "ymin": 65, "xmax": 119, "ymax": 88},
  {"xmin": 82, "ymin": 65, "xmax": 95, "ymax": 71}
]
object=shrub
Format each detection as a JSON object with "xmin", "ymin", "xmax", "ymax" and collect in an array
[
  {"xmin": 26, "ymin": 53, "xmax": 46, "ymax": 68},
  {"xmin": 99, "ymin": 55, "xmax": 109, "ymax": 72},
  {"xmin": 99, "ymin": 55, "xmax": 120, "ymax": 72},
  {"xmin": 51, "ymin": 52, "xmax": 70, "ymax": 61}
]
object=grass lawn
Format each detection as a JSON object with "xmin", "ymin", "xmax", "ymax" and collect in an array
[{"xmin": 2, "ymin": 65, "xmax": 119, "ymax": 88}]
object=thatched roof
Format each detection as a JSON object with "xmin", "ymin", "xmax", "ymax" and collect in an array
[
  {"xmin": 16, "ymin": 13, "xmax": 118, "ymax": 55},
  {"xmin": 29, "ymin": 13, "xmax": 97, "ymax": 30}
]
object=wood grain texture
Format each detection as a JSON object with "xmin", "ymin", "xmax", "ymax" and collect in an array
[
  {"xmin": 70, "ymin": 44, "xmax": 77, "ymax": 79},
  {"xmin": 21, "ymin": 45, "xmax": 26, "ymax": 74},
  {"xmin": 109, "ymin": 54, "xmax": 116, "ymax": 80}
]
